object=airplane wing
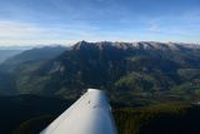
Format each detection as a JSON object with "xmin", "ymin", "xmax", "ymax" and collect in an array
[{"xmin": 40, "ymin": 88, "xmax": 117, "ymax": 134}]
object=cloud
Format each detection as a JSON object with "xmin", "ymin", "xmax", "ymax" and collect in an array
[
  {"xmin": 0, "ymin": 20, "xmax": 102, "ymax": 46},
  {"xmin": 0, "ymin": 21, "xmax": 43, "ymax": 38},
  {"xmin": 148, "ymin": 23, "xmax": 161, "ymax": 33},
  {"xmin": 145, "ymin": 10, "xmax": 200, "ymax": 40},
  {"xmin": 0, "ymin": 5, "xmax": 200, "ymax": 46}
]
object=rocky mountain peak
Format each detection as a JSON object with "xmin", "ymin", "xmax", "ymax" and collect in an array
[{"xmin": 72, "ymin": 41, "xmax": 200, "ymax": 52}]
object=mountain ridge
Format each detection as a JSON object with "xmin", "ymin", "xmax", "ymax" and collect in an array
[
  {"xmin": 73, "ymin": 41, "xmax": 200, "ymax": 51},
  {"xmin": 0, "ymin": 41, "xmax": 200, "ymax": 105}
]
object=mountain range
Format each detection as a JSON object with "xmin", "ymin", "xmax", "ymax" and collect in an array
[
  {"xmin": 0, "ymin": 41, "xmax": 200, "ymax": 105},
  {"xmin": 0, "ymin": 50, "xmax": 24, "ymax": 64}
]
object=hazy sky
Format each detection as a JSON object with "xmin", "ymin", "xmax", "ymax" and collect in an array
[{"xmin": 0, "ymin": 0, "xmax": 200, "ymax": 46}]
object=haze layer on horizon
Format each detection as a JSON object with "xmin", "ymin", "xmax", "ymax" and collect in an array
[{"xmin": 0, "ymin": 0, "xmax": 200, "ymax": 46}]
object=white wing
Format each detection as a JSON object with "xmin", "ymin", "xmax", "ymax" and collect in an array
[{"xmin": 40, "ymin": 88, "xmax": 117, "ymax": 134}]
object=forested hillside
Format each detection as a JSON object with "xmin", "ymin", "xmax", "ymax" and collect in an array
[
  {"xmin": 0, "ymin": 46, "xmax": 67, "ymax": 95},
  {"xmin": 0, "ymin": 41, "xmax": 200, "ymax": 105},
  {"xmin": 0, "ymin": 95, "xmax": 199, "ymax": 134}
]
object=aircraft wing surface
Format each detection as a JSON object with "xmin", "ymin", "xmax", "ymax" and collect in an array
[{"xmin": 40, "ymin": 88, "xmax": 117, "ymax": 134}]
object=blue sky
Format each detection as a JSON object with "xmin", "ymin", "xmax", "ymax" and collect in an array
[{"xmin": 0, "ymin": 0, "xmax": 200, "ymax": 46}]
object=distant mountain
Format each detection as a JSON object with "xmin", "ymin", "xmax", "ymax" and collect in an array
[
  {"xmin": 1, "ymin": 46, "xmax": 68, "ymax": 72},
  {"xmin": 0, "ymin": 45, "xmax": 33, "ymax": 64},
  {"xmin": 0, "ymin": 46, "xmax": 68, "ymax": 95},
  {"xmin": 0, "ymin": 50, "xmax": 24, "ymax": 64},
  {"xmin": 0, "ymin": 41, "xmax": 200, "ymax": 105}
]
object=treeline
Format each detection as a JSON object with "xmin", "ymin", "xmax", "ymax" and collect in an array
[
  {"xmin": 113, "ymin": 103, "xmax": 192, "ymax": 134},
  {"xmin": 14, "ymin": 103, "xmax": 199, "ymax": 134},
  {"xmin": 1, "ymin": 95, "xmax": 200, "ymax": 134}
]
